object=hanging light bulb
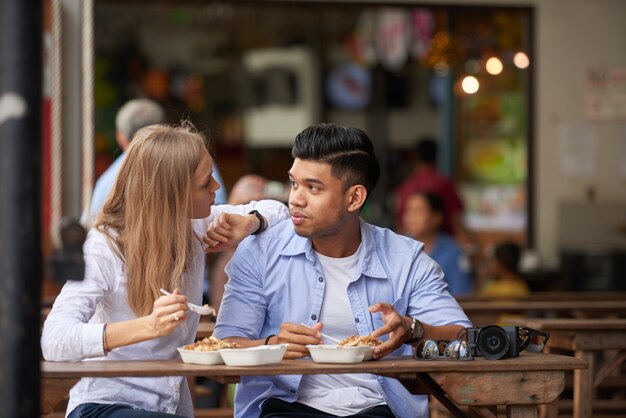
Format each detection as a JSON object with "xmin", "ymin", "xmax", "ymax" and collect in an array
[
  {"xmin": 513, "ymin": 52, "xmax": 530, "ymax": 69},
  {"xmin": 485, "ymin": 56, "xmax": 503, "ymax": 75},
  {"xmin": 461, "ymin": 75, "xmax": 479, "ymax": 94}
]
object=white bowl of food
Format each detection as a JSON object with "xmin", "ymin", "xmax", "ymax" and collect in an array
[
  {"xmin": 177, "ymin": 347, "xmax": 224, "ymax": 365},
  {"xmin": 306, "ymin": 344, "xmax": 373, "ymax": 364},
  {"xmin": 337, "ymin": 335, "xmax": 381, "ymax": 362},
  {"xmin": 219, "ymin": 344, "xmax": 288, "ymax": 367},
  {"xmin": 177, "ymin": 336, "xmax": 238, "ymax": 365}
]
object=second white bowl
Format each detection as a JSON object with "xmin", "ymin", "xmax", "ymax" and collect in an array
[
  {"xmin": 306, "ymin": 344, "xmax": 373, "ymax": 364},
  {"xmin": 219, "ymin": 344, "xmax": 288, "ymax": 366}
]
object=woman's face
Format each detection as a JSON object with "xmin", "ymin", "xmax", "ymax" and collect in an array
[
  {"xmin": 402, "ymin": 193, "xmax": 442, "ymax": 238},
  {"xmin": 189, "ymin": 149, "xmax": 221, "ymax": 219}
]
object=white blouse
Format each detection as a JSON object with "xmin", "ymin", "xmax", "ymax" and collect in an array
[{"xmin": 41, "ymin": 200, "xmax": 289, "ymax": 417}]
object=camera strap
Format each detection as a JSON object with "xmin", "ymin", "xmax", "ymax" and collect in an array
[{"xmin": 519, "ymin": 327, "xmax": 550, "ymax": 353}]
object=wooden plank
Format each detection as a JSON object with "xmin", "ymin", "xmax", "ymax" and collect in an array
[
  {"xmin": 40, "ymin": 378, "xmax": 77, "ymax": 414},
  {"xmin": 504, "ymin": 318, "xmax": 626, "ymax": 331},
  {"xmin": 460, "ymin": 300, "xmax": 626, "ymax": 314},
  {"xmin": 573, "ymin": 350, "xmax": 594, "ymax": 418},
  {"xmin": 593, "ymin": 350, "xmax": 626, "ymax": 387},
  {"xmin": 539, "ymin": 400, "xmax": 558, "ymax": 418},
  {"xmin": 468, "ymin": 406, "xmax": 497, "ymax": 418},
  {"xmin": 41, "ymin": 354, "xmax": 587, "ymax": 379},
  {"xmin": 456, "ymin": 292, "xmax": 626, "ymax": 302},
  {"xmin": 506, "ymin": 405, "xmax": 538, "ymax": 418},
  {"xmin": 430, "ymin": 370, "xmax": 565, "ymax": 405}
]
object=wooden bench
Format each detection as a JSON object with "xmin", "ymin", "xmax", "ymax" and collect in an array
[
  {"xmin": 460, "ymin": 299, "xmax": 626, "ymax": 326},
  {"xmin": 502, "ymin": 317, "xmax": 626, "ymax": 418}
]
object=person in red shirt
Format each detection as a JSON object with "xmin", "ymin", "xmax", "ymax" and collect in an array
[{"xmin": 395, "ymin": 139, "xmax": 464, "ymax": 233}]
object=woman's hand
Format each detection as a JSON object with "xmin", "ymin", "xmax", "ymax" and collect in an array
[
  {"xmin": 203, "ymin": 212, "xmax": 262, "ymax": 253},
  {"xmin": 369, "ymin": 303, "xmax": 411, "ymax": 359},
  {"xmin": 146, "ymin": 288, "xmax": 189, "ymax": 337}
]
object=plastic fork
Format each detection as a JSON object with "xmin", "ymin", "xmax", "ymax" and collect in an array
[
  {"xmin": 300, "ymin": 322, "xmax": 342, "ymax": 344},
  {"xmin": 159, "ymin": 288, "xmax": 216, "ymax": 316}
]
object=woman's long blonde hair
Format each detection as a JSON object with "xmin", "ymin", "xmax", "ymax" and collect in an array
[{"xmin": 94, "ymin": 123, "xmax": 209, "ymax": 316}]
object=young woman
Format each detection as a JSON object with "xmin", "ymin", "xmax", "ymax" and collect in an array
[
  {"xmin": 401, "ymin": 191, "xmax": 473, "ymax": 296},
  {"xmin": 41, "ymin": 123, "xmax": 289, "ymax": 418}
]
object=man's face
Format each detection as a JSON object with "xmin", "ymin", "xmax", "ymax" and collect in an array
[{"xmin": 288, "ymin": 158, "xmax": 351, "ymax": 239}]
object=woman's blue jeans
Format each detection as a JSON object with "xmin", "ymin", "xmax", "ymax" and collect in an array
[{"xmin": 68, "ymin": 403, "xmax": 186, "ymax": 418}]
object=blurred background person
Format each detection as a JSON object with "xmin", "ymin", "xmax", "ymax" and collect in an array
[
  {"xmin": 477, "ymin": 241, "xmax": 530, "ymax": 299},
  {"xmin": 402, "ymin": 191, "xmax": 473, "ymax": 296},
  {"xmin": 394, "ymin": 137, "xmax": 473, "ymax": 248},
  {"xmin": 208, "ymin": 174, "xmax": 270, "ymax": 310},
  {"xmin": 81, "ymin": 98, "xmax": 227, "ymax": 227}
]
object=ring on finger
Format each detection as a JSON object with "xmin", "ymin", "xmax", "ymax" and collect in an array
[{"xmin": 173, "ymin": 313, "xmax": 180, "ymax": 322}]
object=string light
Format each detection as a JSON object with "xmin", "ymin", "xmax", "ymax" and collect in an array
[
  {"xmin": 513, "ymin": 52, "xmax": 529, "ymax": 69},
  {"xmin": 485, "ymin": 57, "xmax": 503, "ymax": 75},
  {"xmin": 461, "ymin": 75, "xmax": 479, "ymax": 94}
]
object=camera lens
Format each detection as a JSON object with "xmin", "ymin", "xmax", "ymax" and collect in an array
[{"xmin": 477, "ymin": 325, "xmax": 510, "ymax": 360}]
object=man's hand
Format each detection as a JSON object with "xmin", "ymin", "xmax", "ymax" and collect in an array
[
  {"xmin": 369, "ymin": 303, "xmax": 411, "ymax": 359},
  {"xmin": 203, "ymin": 212, "xmax": 261, "ymax": 253},
  {"xmin": 271, "ymin": 322, "xmax": 323, "ymax": 359}
]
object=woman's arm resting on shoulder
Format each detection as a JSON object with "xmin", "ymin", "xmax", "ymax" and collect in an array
[{"xmin": 203, "ymin": 199, "xmax": 288, "ymax": 252}]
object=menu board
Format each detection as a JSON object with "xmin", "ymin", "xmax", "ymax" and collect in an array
[{"xmin": 457, "ymin": 85, "xmax": 528, "ymax": 231}]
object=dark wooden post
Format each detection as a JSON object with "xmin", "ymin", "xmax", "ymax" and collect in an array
[{"xmin": 0, "ymin": 0, "xmax": 43, "ymax": 417}]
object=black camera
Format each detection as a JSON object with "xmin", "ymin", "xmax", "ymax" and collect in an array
[{"xmin": 466, "ymin": 325, "xmax": 521, "ymax": 360}]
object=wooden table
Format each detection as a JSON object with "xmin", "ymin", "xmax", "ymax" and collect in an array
[
  {"xmin": 503, "ymin": 318, "xmax": 626, "ymax": 418},
  {"xmin": 42, "ymin": 352, "xmax": 585, "ymax": 418}
]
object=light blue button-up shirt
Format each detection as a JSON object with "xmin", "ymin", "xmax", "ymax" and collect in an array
[{"xmin": 215, "ymin": 219, "xmax": 472, "ymax": 418}]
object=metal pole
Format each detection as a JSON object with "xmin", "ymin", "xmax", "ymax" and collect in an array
[{"xmin": 0, "ymin": 0, "xmax": 43, "ymax": 416}]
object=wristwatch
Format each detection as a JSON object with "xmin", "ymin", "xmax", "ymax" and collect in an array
[{"xmin": 405, "ymin": 317, "xmax": 425, "ymax": 344}]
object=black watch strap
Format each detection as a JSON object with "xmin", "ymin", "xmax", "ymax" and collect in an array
[{"xmin": 249, "ymin": 210, "xmax": 267, "ymax": 235}]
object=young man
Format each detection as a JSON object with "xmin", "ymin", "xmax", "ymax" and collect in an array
[{"xmin": 214, "ymin": 123, "xmax": 471, "ymax": 418}]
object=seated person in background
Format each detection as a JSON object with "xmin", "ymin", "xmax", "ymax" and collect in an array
[
  {"xmin": 209, "ymin": 174, "xmax": 271, "ymax": 310},
  {"xmin": 42, "ymin": 123, "xmax": 289, "ymax": 418},
  {"xmin": 82, "ymin": 98, "xmax": 228, "ymax": 227},
  {"xmin": 401, "ymin": 191, "xmax": 473, "ymax": 296},
  {"xmin": 215, "ymin": 123, "xmax": 471, "ymax": 418},
  {"xmin": 478, "ymin": 241, "xmax": 530, "ymax": 299},
  {"xmin": 394, "ymin": 138, "xmax": 469, "ymax": 243}
]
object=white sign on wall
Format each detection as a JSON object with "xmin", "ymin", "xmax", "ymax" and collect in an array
[
  {"xmin": 559, "ymin": 122, "xmax": 596, "ymax": 178},
  {"xmin": 585, "ymin": 66, "xmax": 626, "ymax": 121}
]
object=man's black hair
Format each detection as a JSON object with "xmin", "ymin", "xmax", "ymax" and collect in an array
[
  {"xmin": 416, "ymin": 138, "xmax": 437, "ymax": 164},
  {"xmin": 292, "ymin": 123, "xmax": 380, "ymax": 194},
  {"xmin": 494, "ymin": 241, "xmax": 521, "ymax": 274}
]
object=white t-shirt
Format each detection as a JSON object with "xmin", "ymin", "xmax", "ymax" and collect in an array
[{"xmin": 297, "ymin": 247, "xmax": 386, "ymax": 416}]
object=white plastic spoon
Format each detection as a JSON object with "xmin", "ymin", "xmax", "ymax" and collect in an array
[
  {"xmin": 300, "ymin": 322, "xmax": 342, "ymax": 345},
  {"xmin": 159, "ymin": 288, "xmax": 216, "ymax": 316}
]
